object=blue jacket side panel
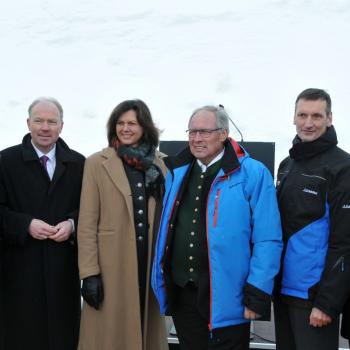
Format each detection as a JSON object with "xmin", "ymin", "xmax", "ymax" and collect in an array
[
  {"xmin": 281, "ymin": 203, "xmax": 330, "ymax": 299},
  {"xmin": 151, "ymin": 165, "xmax": 189, "ymax": 314},
  {"xmin": 207, "ymin": 157, "xmax": 282, "ymax": 328},
  {"xmin": 242, "ymin": 159, "xmax": 283, "ymax": 294}
]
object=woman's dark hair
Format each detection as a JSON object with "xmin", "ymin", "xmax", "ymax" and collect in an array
[{"xmin": 107, "ymin": 99, "xmax": 159, "ymax": 147}]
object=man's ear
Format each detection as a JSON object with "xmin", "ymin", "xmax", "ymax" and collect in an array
[
  {"xmin": 327, "ymin": 113, "xmax": 333, "ymax": 127},
  {"xmin": 220, "ymin": 129, "xmax": 228, "ymax": 142}
]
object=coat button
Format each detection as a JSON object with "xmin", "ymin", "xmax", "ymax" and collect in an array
[
  {"xmin": 138, "ymin": 209, "xmax": 144, "ymax": 215},
  {"xmin": 137, "ymin": 182, "xmax": 142, "ymax": 188},
  {"xmin": 138, "ymin": 223, "xmax": 143, "ymax": 228},
  {"xmin": 138, "ymin": 236, "xmax": 143, "ymax": 241},
  {"xmin": 189, "ymin": 243, "xmax": 194, "ymax": 248},
  {"xmin": 138, "ymin": 196, "xmax": 144, "ymax": 201},
  {"xmin": 189, "ymin": 268, "xmax": 194, "ymax": 272}
]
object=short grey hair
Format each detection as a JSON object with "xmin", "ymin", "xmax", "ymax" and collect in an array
[
  {"xmin": 189, "ymin": 105, "xmax": 230, "ymax": 133},
  {"xmin": 28, "ymin": 97, "xmax": 64, "ymax": 120}
]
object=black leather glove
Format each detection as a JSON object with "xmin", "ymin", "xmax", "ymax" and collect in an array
[{"xmin": 81, "ymin": 274, "xmax": 104, "ymax": 310}]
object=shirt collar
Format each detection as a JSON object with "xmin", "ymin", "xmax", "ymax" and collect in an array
[
  {"xmin": 31, "ymin": 140, "xmax": 56, "ymax": 161},
  {"xmin": 197, "ymin": 148, "xmax": 224, "ymax": 173}
]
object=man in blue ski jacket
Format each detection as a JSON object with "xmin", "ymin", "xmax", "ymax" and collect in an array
[
  {"xmin": 274, "ymin": 88, "xmax": 350, "ymax": 350},
  {"xmin": 152, "ymin": 105, "xmax": 282, "ymax": 350}
]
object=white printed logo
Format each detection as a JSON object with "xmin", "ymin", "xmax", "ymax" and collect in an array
[
  {"xmin": 302, "ymin": 188, "xmax": 318, "ymax": 195},
  {"xmin": 342, "ymin": 204, "xmax": 350, "ymax": 209}
]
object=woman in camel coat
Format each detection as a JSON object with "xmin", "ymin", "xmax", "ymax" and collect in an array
[{"xmin": 78, "ymin": 99, "xmax": 168, "ymax": 350}]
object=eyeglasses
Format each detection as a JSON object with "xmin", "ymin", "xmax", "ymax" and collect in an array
[{"xmin": 186, "ymin": 128, "xmax": 222, "ymax": 138}]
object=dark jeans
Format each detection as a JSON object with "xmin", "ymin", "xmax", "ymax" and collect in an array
[
  {"xmin": 172, "ymin": 283, "xmax": 250, "ymax": 350},
  {"xmin": 274, "ymin": 299, "xmax": 339, "ymax": 350}
]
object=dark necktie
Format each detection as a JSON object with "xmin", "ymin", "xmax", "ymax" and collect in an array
[{"xmin": 40, "ymin": 155, "xmax": 49, "ymax": 172}]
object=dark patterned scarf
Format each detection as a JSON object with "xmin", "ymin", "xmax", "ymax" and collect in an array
[{"xmin": 113, "ymin": 139, "xmax": 163, "ymax": 190}]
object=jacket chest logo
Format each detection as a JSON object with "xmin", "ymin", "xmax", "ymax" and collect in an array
[{"xmin": 302, "ymin": 187, "xmax": 318, "ymax": 196}]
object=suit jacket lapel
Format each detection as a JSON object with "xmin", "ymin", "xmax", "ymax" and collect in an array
[
  {"xmin": 49, "ymin": 138, "xmax": 72, "ymax": 194},
  {"xmin": 49, "ymin": 160, "xmax": 65, "ymax": 194}
]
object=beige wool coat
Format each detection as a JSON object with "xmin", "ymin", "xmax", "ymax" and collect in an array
[{"xmin": 78, "ymin": 147, "xmax": 168, "ymax": 350}]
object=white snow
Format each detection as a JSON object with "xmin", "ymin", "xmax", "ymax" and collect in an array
[{"xmin": 1, "ymin": 0, "xmax": 350, "ymax": 167}]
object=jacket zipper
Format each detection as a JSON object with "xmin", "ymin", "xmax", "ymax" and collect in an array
[
  {"xmin": 206, "ymin": 170, "xmax": 237, "ymax": 331},
  {"xmin": 206, "ymin": 186, "xmax": 214, "ymax": 331}
]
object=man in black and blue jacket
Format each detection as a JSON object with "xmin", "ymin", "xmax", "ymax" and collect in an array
[{"xmin": 275, "ymin": 88, "xmax": 350, "ymax": 350}]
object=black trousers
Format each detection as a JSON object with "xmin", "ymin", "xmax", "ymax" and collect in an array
[
  {"xmin": 274, "ymin": 299, "xmax": 339, "ymax": 350},
  {"xmin": 172, "ymin": 283, "xmax": 250, "ymax": 350}
]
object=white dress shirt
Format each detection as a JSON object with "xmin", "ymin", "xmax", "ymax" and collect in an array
[
  {"xmin": 196, "ymin": 148, "xmax": 225, "ymax": 173},
  {"xmin": 31, "ymin": 141, "xmax": 56, "ymax": 180}
]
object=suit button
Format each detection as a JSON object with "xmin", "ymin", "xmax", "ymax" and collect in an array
[
  {"xmin": 138, "ymin": 196, "xmax": 144, "ymax": 201},
  {"xmin": 137, "ymin": 182, "xmax": 142, "ymax": 188},
  {"xmin": 189, "ymin": 243, "xmax": 194, "ymax": 248},
  {"xmin": 189, "ymin": 268, "xmax": 194, "ymax": 272},
  {"xmin": 137, "ymin": 236, "xmax": 143, "ymax": 241},
  {"xmin": 138, "ymin": 223, "xmax": 143, "ymax": 228},
  {"xmin": 138, "ymin": 209, "xmax": 144, "ymax": 215}
]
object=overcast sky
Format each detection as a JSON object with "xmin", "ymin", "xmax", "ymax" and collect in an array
[{"xmin": 1, "ymin": 0, "xmax": 350, "ymax": 167}]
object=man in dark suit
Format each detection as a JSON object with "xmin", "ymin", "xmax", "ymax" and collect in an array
[{"xmin": 0, "ymin": 97, "xmax": 85, "ymax": 350}]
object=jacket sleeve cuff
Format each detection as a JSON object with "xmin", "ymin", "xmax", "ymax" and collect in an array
[
  {"xmin": 313, "ymin": 295, "xmax": 339, "ymax": 320},
  {"xmin": 243, "ymin": 283, "xmax": 271, "ymax": 320}
]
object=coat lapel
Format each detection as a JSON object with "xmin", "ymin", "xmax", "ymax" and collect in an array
[
  {"xmin": 101, "ymin": 148, "xmax": 134, "ymax": 229},
  {"xmin": 49, "ymin": 161, "xmax": 65, "ymax": 193},
  {"xmin": 49, "ymin": 139, "xmax": 74, "ymax": 194}
]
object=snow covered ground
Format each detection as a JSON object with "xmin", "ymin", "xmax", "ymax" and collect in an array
[{"xmin": 1, "ymin": 0, "xmax": 350, "ymax": 168}]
